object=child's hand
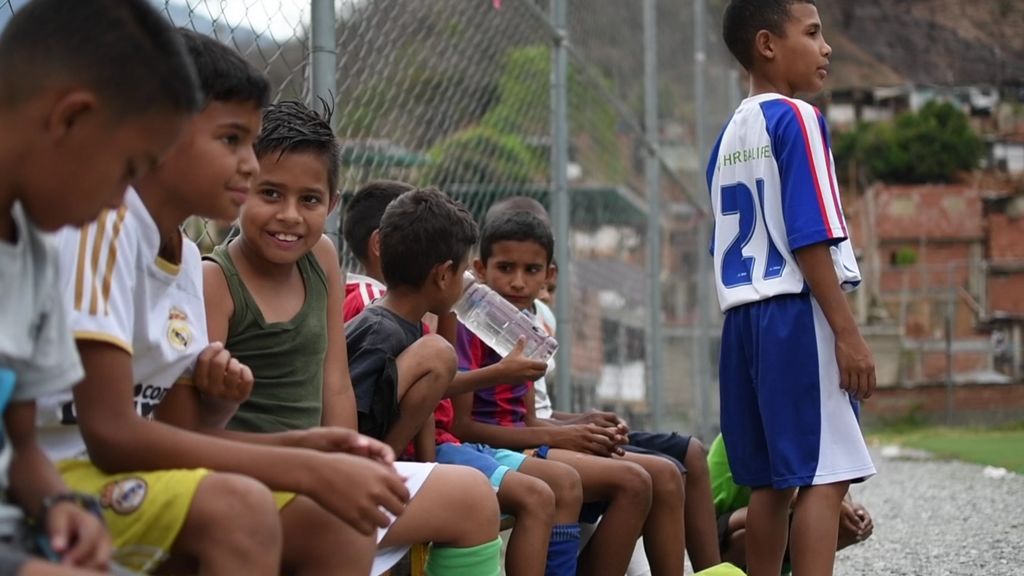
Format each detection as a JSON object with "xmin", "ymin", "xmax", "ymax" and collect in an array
[
  {"xmin": 577, "ymin": 409, "xmax": 630, "ymax": 436},
  {"xmin": 551, "ymin": 423, "xmax": 624, "ymax": 457},
  {"xmin": 297, "ymin": 427, "xmax": 395, "ymax": 464},
  {"xmin": 840, "ymin": 501, "xmax": 873, "ymax": 542},
  {"xmin": 497, "ymin": 338, "xmax": 548, "ymax": 381},
  {"xmin": 835, "ymin": 331, "xmax": 875, "ymax": 400},
  {"xmin": 46, "ymin": 500, "xmax": 111, "ymax": 570},
  {"xmin": 312, "ymin": 453, "xmax": 409, "ymax": 536},
  {"xmin": 194, "ymin": 342, "xmax": 254, "ymax": 405}
]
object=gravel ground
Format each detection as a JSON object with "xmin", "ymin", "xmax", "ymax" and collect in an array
[{"xmin": 833, "ymin": 447, "xmax": 1024, "ymax": 576}]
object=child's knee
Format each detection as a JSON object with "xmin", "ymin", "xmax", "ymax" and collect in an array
[
  {"xmin": 404, "ymin": 334, "xmax": 457, "ymax": 389},
  {"xmin": 417, "ymin": 334, "xmax": 457, "ymax": 373},
  {"xmin": 613, "ymin": 461, "xmax": 653, "ymax": 507},
  {"xmin": 190, "ymin": 473, "xmax": 280, "ymax": 548},
  {"xmin": 646, "ymin": 456, "xmax": 684, "ymax": 498},
  {"xmin": 686, "ymin": 437, "xmax": 708, "ymax": 470},
  {"xmin": 436, "ymin": 465, "xmax": 500, "ymax": 534},
  {"xmin": 502, "ymin": 473, "xmax": 555, "ymax": 521},
  {"xmin": 544, "ymin": 462, "xmax": 583, "ymax": 508}
]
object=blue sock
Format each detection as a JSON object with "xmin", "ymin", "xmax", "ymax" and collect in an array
[{"xmin": 545, "ymin": 523, "xmax": 580, "ymax": 576}]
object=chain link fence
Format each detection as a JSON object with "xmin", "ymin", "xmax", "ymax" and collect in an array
[
  {"xmin": 0, "ymin": 0, "xmax": 743, "ymax": 435},
  {"xmin": 160, "ymin": 0, "xmax": 313, "ymax": 251}
]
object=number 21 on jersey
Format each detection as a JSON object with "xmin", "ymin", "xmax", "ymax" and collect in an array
[{"xmin": 719, "ymin": 178, "xmax": 785, "ymax": 288}]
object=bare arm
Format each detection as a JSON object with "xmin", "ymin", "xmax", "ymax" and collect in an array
[
  {"xmin": 449, "ymin": 386, "xmax": 617, "ymax": 455},
  {"xmin": 193, "ymin": 260, "xmax": 247, "ymax": 428},
  {"xmin": 75, "ymin": 340, "xmax": 407, "ymax": 535},
  {"xmin": 794, "ymin": 243, "xmax": 875, "ymax": 400},
  {"xmin": 449, "ymin": 389, "xmax": 555, "ymax": 449},
  {"xmin": 6, "ymin": 401, "xmax": 111, "ymax": 569},
  {"xmin": 448, "ymin": 340, "xmax": 547, "ymax": 397},
  {"xmin": 525, "ymin": 383, "xmax": 624, "ymax": 453},
  {"xmin": 313, "ymin": 237, "xmax": 358, "ymax": 429},
  {"xmin": 5, "ymin": 402, "xmax": 69, "ymax": 516},
  {"xmin": 154, "ymin": 385, "xmax": 301, "ymax": 445}
]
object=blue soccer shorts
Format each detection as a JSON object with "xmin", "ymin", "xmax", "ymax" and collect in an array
[
  {"xmin": 435, "ymin": 442, "xmax": 527, "ymax": 490},
  {"xmin": 719, "ymin": 292, "xmax": 876, "ymax": 489}
]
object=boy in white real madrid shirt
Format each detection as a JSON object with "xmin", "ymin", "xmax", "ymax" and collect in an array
[{"xmin": 37, "ymin": 31, "xmax": 416, "ymax": 575}]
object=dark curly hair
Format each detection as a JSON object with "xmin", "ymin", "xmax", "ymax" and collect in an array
[
  {"xmin": 379, "ymin": 187, "xmax": 478, "ymax": 289},
  {"xmin": 343, "ymin": 180, "xmax": 415, "ymax": 264},
  {"xmin": 255, "ymin": 99, "xmax": 340, "ymax": 194}
]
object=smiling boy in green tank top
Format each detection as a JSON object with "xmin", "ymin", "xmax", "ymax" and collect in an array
[{"xmin": 201, "ymin": 100, "xmax": 503, "ymax": 576}]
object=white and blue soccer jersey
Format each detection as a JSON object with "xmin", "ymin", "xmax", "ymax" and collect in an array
[
  {"xmin": 707, "ymin": 94, "xmax": 875, "ymax": 490},
  {"xmin": 707, "ymin": 93, "xmax": 860, "ymax": 313}
]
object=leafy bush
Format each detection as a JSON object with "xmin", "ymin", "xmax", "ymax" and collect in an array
[
  {"xmin": 419, "ymin": 126, "xmax": 543, "ymax": 187},
  {"xmin": 834, "ymin": 101, "xmax": 984, "ymax": 184}
]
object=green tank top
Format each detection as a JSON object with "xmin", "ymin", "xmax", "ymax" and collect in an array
[{"xmin": 205, "ymin": 244, "xmax": 328, "ymax": 433}]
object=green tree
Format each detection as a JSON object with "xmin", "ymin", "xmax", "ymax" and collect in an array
[
  {"xmin": 835, "ymin": 101, "xmax": 984, "ymax": 184},
  {"xmin": 482, "ymin": 45, "xmax": 625, "ymax": 182},
  {"xmin": 419, "ymin": 125, "xmax": 543, "ymax": 188}
]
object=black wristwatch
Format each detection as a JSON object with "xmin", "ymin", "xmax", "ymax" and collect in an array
[{"xmin": 37, "ymin": 492, "xmax": 105, "ymax": 527}]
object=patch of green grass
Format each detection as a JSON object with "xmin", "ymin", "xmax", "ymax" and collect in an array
[{"xmin": 869, "ymin": 425, "xmax": 1024, "ymax": 473}]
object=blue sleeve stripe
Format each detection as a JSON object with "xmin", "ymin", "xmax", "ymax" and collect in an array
[
  {"xmin": 707, "ymin": 126, "xmax": 728, "ymax": 256},
  {"xmin": 706, "ymin": 126, "xmax": 727, "ymax": 195}
]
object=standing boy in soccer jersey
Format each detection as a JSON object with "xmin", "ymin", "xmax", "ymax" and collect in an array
[{"xmin": 709, "ymin": 2, "xmax": 876, "ymax": 576}]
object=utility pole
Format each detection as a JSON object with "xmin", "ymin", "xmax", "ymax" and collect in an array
[
  {"xmin": 643, "ymin": 0, "xmax": 664, "ymax": 430},
  {"xmin": 550, "ymin": 0, "xmax": 572, "ymax": 412},
  {"xmin": 692, "ymin": 0, "xmax": 714, "ymax": 441}
]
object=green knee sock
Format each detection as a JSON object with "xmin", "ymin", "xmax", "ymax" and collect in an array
[{"xmin": 424, "ymin": 537, "xmax": 501, "ymax": 576}]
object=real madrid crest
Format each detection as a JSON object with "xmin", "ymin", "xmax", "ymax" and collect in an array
[
  {"xmin": 167, "ymin": 307, "xmax": 192, "ymax": 351},
  {"xmin": 100, "ymin": 477, "xmax": 148, "ymax": 515}
]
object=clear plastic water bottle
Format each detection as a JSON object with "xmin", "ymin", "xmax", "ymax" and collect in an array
[{"xmin": 452, "ymin": 271, "xmax": 559, "ymax": 365}]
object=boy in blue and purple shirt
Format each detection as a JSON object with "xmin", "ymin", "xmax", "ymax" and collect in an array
[
  {"xmin": 456, "ymin": 329, "xmax": 530, "ymax": 427},
  {"xmin": 451, "ymin": 210, "xmax": 696, "ymax": 575}
]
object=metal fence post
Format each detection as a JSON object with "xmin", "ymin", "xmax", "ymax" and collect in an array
[
  {"xmin": 551, "ymin": 0, "xmax": 572, "ymax": 412},
  {"xmin": 310, "ymin": 0, "xmax": 340, "ymax": 248},
  {"xmin": 310, "ymin": 0, "xmax": 336, "ymax": 112},
  {"xmin": 945, "ymin": 263, "xmax": 955, "ymax": 425},
  {"xmin": 643, "ymin": 0, "xmax": 663, "ymax": 430},
  {"xmin": 692, "ymin": 0, "xmax": 715, "ymax": 442}
]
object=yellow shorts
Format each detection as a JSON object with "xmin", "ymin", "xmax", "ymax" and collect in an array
[
  {"xmin": 57, "ymin": 460, "xmax": 208, "ymax": 556},
  {"xmin": 274, "ymin": 492, "xmax": 297, "ymax": 509},
  {"xmin": 58, "ymin": 460, "xmax": 296, "ymax": 557}
]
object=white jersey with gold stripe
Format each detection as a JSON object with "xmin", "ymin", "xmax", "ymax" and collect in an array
[{"xmin": 37, "ymin": 188, "xmax": 208, "ymax": 461}]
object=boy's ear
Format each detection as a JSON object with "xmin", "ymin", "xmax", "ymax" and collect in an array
[
  {"xmin": 473, "ymin": 257, "xmax": 486, "ymax": 279},
  {"xmin": 754, "ymin": 29, "xmax": 776, "ymax": 62},
  {"xmin": 438, "ymin": 259, "xmax": 455, "ymax": 285},
  {"xmin": 546, "ymin": 262, "xmax": 557, "ymax": 283},
  {"xmin": 424, "ymin": 261, "xmax": 450, "ymax": 291},
  {"xmin": 328, "ymin": 193, "xmax": 340, "ymax": 214},
  {"xmin": 48, "ymin": 90, "xmax": 99, "ymax": 142},
  {"xmin": 369, "ymin": 229, "xmax": 382, "ymax": 259}
]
